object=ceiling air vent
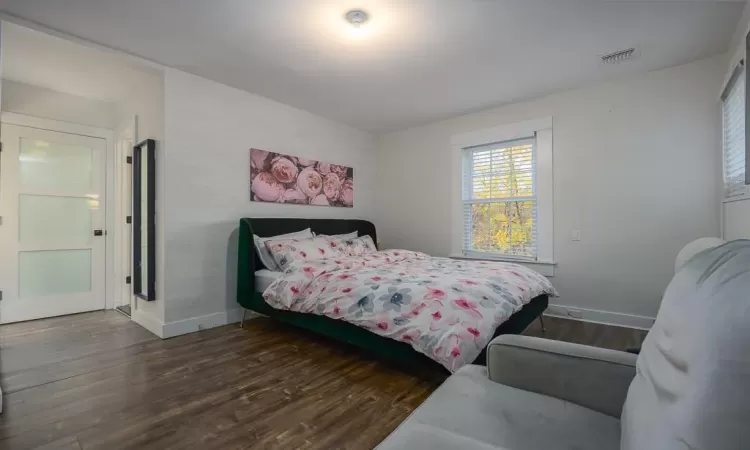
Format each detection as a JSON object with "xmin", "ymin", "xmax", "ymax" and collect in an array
[{"xmin": 601, "ymin": 48, "xmax": 636, "ymax": 65}]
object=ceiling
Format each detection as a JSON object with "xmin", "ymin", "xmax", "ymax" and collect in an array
[
  {"xmin": 0, "ymin": 0, "xmax": 744, "ymax": 133},
  {"xmin": 2, "ymin": 22, "xmax": 159, "ymax": 103}
]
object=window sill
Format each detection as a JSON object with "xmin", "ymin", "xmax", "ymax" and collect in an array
[
  {"xmin": 724, "ymin": 191, "xmax": 750, "ymax": 203},
  {"xmin": 449, "ymin": 253, "xmax": 556, "ymax": 277}
]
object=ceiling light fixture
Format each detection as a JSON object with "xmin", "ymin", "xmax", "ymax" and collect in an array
[{"xmin": 345, "ymin": 10, "xmax": 369, "ymax": 28}]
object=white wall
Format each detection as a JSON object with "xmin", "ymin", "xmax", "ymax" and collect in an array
[
  {"xmin": 728, "ymin": 0, "xmax": 750, "ymax": 67},
  {"xmin": 724, "ymin": 200, "xmax": 750, "ymax": 239},
  {"xmin": 376, "ymin": 55, "xmax": 726, "ymax": 325},
  {"xmin": 1, "ymin": 79, "xmax": 116, "ymax": 129},
  {"xmin": 113, "ymin": 70, "xmax": 166, "ymax": 331},
  {"xmin": 162, "ymin": 68, "xmax": 375, "ymax": 329}
]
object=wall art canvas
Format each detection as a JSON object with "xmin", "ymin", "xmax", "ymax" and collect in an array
[{"xmin": 250, "ymin": 149, "xmax": 354, "ymax": 207}]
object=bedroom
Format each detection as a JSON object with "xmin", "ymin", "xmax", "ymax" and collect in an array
[{"xmin": 1, "ymin": 1, "xmax": 749, "ymax": 449}]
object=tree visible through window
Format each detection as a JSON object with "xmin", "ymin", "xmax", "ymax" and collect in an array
[{"xmin": 462, "ymin": 136, "xmax": 537, "ymax": 259}]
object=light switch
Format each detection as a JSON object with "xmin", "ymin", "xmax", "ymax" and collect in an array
[{"xmin": 571, "ymin": 230, "xmax": 581, "ymax": 241}]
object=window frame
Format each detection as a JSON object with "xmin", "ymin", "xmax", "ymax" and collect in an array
[
  {"xmin": 450, "ymin": 117, "xmax": 554, "ymax": 276},
  {"xmin": 461, "ymin": 136, "xmax": 538, "ymax": 261}
]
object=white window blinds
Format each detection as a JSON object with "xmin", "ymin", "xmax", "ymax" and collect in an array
[
  {"xmin": 462, "ymin": 136, "xmax": 537, "ymax": 259},
  {"xmin": 722, "ymin": 66, "xmax": 746, "ymax": 198}
]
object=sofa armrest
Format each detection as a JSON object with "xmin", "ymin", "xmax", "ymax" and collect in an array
[{"xmin": 487, "ymin": 334, "xmax": 637, "ymax": 418}]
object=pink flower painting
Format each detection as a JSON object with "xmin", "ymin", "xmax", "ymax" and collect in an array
[{"xmin": 250, "ymin": 148, "xmax": 354, "ymax": 207}]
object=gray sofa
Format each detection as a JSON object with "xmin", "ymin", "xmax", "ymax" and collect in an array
[
  {"xmin": 377, "ymin": 335, "xmax": 633, "ymax": 450},
  {"xmin": 378, "ymin": 240, "xmax": 750, "ymax": 450}
]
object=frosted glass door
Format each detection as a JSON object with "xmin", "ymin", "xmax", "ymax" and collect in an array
[{"xmin": 0, "ymin": 123, "xmax": 106, "ymax": 324}]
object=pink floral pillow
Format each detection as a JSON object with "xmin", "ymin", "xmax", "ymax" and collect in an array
[
  {"xmin": 266, "ymin": 236, "xmax": 346, "ymax": 271},
  {"xmin": 341, "ymin": 235, "xmax": 377, "ymax": 256}
]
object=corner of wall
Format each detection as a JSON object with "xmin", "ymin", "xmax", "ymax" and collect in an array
[
  {"xmin": 728, "ymin": 1, "xmax": 750, "ymax": 61},
  {"xmin": 131, "ymin": 308, "xmax": 165, "ymax": 338},
  {"xmin": 161, "ymin": 308, "xmax": 244, "ymax": 338}
]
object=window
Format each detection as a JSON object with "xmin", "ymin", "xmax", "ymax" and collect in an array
[
  {"xmin": 462, "ymin": 137, "xmax": 537, "ymax": 259},
  {"xmin": 722, "ymin": 63, "xmax": 746, "ymax": 198},
  {"xmin": 451, "ymin": 117, "xmax": 553, "ymax": 273}
]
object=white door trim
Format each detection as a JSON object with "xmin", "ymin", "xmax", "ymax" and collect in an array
[
  {"xmin": 1, "ymin": 112, "xmax": 116, "ymax": 311},
  {"xmin": 113, "ymin": 115, "xmax": 136, "ymax": 312},
  {"xmin": 2, "ymin": 112, "xmax": 113, "ymax": 140}
]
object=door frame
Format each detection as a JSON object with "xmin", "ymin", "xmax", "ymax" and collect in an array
[
  {"xmin": 1, "ymin": 112, "xmax": 116, "ymax": 311},
  {"xmin": 114, "ymin": 115, "xmax": 136, "ymax": 312}
]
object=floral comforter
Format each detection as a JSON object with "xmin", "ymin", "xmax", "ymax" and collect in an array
[{"xmin": 263, "ymin": 250, "xmax": 558, "ymax": 372}]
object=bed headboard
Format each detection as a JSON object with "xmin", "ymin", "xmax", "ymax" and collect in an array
[{"xmin": 237, "ymin": 217, "xmax": 377, "ymax": 306}]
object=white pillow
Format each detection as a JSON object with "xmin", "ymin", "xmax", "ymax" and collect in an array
[
  {"xmin": 266, "ymin": 236, "xmax": 345, "ymax": 271},
  {"xmin": 315, "ymin": 231, "xmax": 358, "ymax": 240},
  {"xmin": 253, "ymin": 228, "xmax": 313, "ymax": 270}
]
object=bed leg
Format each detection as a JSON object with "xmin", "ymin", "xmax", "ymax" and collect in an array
[
  {"xmin": 538, "ymin": 315, "xmax": 547, "ymax": 336},
  {"xmin": 240, "ymin": 309, "xmax": 248, "ymax": 328}
]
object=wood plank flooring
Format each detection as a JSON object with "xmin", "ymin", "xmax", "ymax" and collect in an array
[{"xmin": 0, "ymin": 311, "xmax": 647, "ymax": 450}]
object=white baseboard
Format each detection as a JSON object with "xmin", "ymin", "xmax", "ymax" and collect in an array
[
  {"xmin": 545, "ymin": 303, "xmax": 655, "ymax": 330},
  {"xmin": 131, "ymin": 309, "xmax": 165, "ymax": 338},
  {"xmin": 135, "ymin": 303, "xmax": 653, "ymax": 340},
  {"xmin": 131, "ymin": 308, "xmax": 254, "ymax": 339},
  {"xmin": 161, "ymin": 308, "xmax": 244, "ymax": 339}
]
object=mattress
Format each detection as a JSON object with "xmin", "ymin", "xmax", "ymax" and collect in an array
[{"xmin": 255, "ymin": 269, "xmax": 283, "ymax": 293}]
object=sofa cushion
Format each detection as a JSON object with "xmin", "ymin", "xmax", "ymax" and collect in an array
[
  {"xmin": 377, "ymin": 365, "xmax": 620, "ymax": 450},
  {"xmin": 621, "ymin": 240, "xmax": 750, "ymax": 450}
]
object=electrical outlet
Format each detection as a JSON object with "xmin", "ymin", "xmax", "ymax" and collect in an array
[
  {"xmin": 571, "ymin": 230, "xmax": 581, "ymax": 241},
  {"xmin": 566, "ymin": 308, "xmax": 583, "ymax": 319}
]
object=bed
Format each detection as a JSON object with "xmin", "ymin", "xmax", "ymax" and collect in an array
[{"xmin": 237, "ymin": 217, "xmax": 552, "ymax": 371}]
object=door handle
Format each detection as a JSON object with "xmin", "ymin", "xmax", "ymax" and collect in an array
[{"xmin": 94, "ymin": 229, "xmax": 104, "ymax": 236}]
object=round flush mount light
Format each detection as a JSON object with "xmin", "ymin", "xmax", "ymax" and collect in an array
[{"xmin": 345, "ymin": 10, "xmax": 369, "ymax": 28}]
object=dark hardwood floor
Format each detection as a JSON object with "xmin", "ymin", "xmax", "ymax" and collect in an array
[{"xmin": 0, "ymin": 311, "xmax": 647, "ymax": 450}]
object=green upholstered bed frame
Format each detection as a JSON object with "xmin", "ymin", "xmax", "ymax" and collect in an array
[{"xmin": 237, "ymin": 217, "xmax": 548, "ymax": 370}]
